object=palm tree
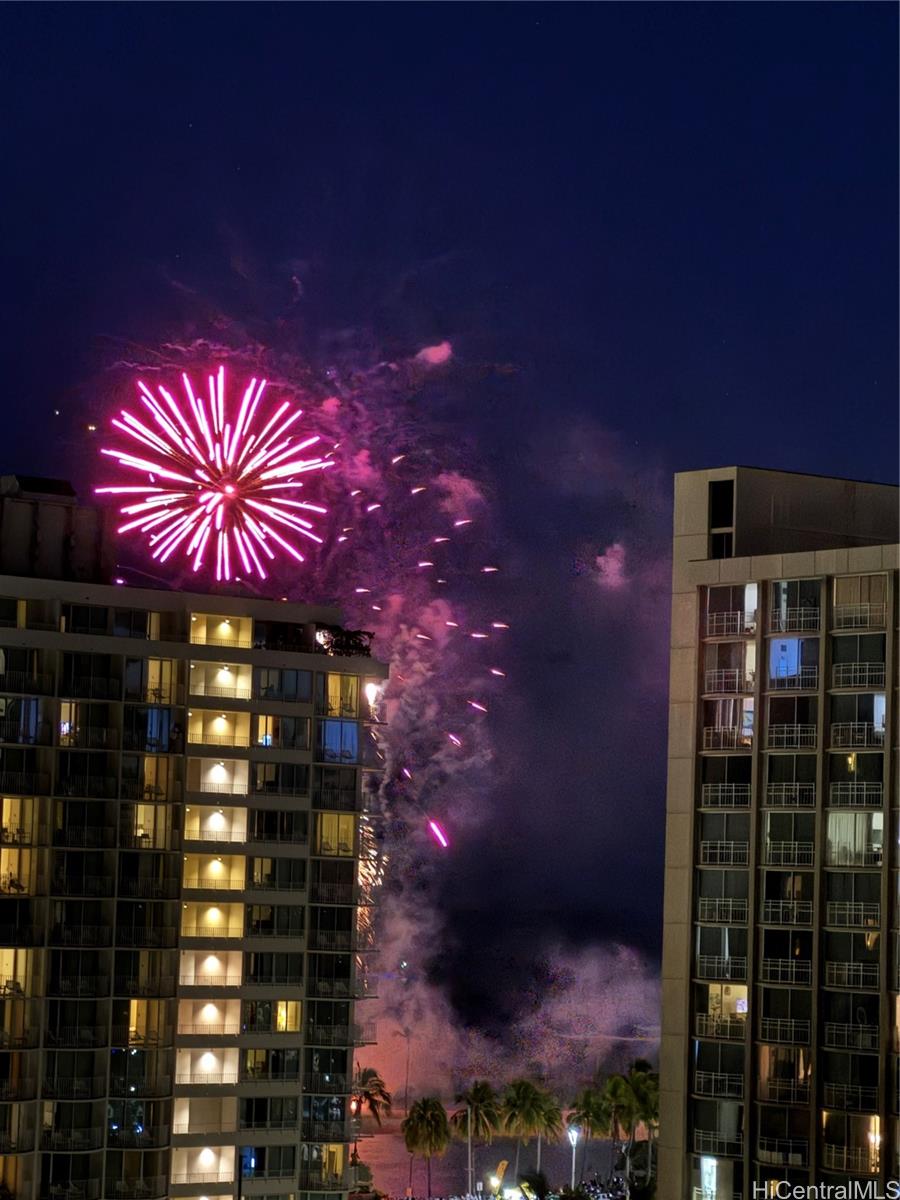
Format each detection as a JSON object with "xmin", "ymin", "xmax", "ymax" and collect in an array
[
  {"xmin": 624, "ymin": 1062, "xmax": 659, "ymax": 1185},
  {"xmin": 402, "ymin": 1096, "xmax": 451, "ymax": 1199},
  {"xmin": 354, "ymin": 1066, "xmax": 392, "ymax": 1126},
  {"xmin": 501, "ymin": 1079, "xmax": 547, "ymax": 1178},
  {"xmin": 600, "ymin": 1073, "xmax": 637, "ymax": 1187},
  {"xmin": 451, "ymin": 1081, "xmax": 502, "ymax": 1191},
  {"xmin": 534, "ymin": 1090, "xmax": 562, "ymax": 1174},
  {"xmin": 567, "ymin": 1086, "xmax": 608, "ymax": 1180}
]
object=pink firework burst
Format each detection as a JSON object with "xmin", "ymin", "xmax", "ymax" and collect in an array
[{"xmin": 96, "ymin": 366, "xmax": 334, "ymax": 581}]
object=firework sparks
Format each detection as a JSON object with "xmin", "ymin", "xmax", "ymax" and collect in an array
[
  {"xmin": 428, "ymin": 819, "xmax": 450, "ymax": 849},
  {"xmin": 96, "ymin": 367, "xmax": 334, "ymax": 581}
]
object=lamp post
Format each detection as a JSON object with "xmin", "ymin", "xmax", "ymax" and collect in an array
[{"xmin": 567, "ymin": 1126, "xmax": 580, "ymax": 1191}]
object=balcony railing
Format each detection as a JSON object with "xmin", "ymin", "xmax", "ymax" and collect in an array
[
  {"xmin": 702, "ymin": 727, "xmax": 752, "ymax": 751},
  {"xmin": 700, "ymin": 783, "xmax": 751, "ymax": 808},
  {"xmin": 764, "ymin": 841, "xmax": 814, "ymax": 867},
  {"xmin": 49, "ymin": 924, "xmax": 112, "ymax": 947},
  {"xmin": 833, "ymin": 602, "xmax": 886, "ymax": 630},
  {"xmin": 770, "ymin": 666, "xmax": 819, "ymax": 691},
  {"xmin": 176, "ymin": 1022, "xmax": 240, "ymax": 1036},
  {"xmin": 313, "ymin": 787, "xmax": 360, "ymax": 812},
  {"xmin": 759, "ymin": 958, "xmax": 812, "ymax": 985},
  {"xmin": 822, "ymin": 1144, "xmax": 879, "ymax": 1174},
  {"xmin": 107, "ymin": 1126, "xmax": 170, "ymax": 1149},
  {"xmin": 192, "ymin": 781, "xmax": 249, "ymax": 796},
  {"xmin": 178, "ymin": 973, "xmax": 242, "ymax": 989},
  {"xmin": 829, "ymin": 781, "xmax": 884, "ymax": 808},
  {"xmin": 172, "ymin": 1121, "xmax": 237, "ymax": 1135},
  {"xmin": 825, "ymin": 845, "xmax": 882, "ymax": 868},
  {"xmin": 45, "ymin": 1025, "xmax": 108, "ymax": 1048},
  {"xmin": 693, "ymin": 1130, "xmax": 743, "ymax": 1156},
  {"xmin": 693, "ymin": 1070, "xmax": 743, "ymax": 1098},
  {"xmin": 182, "ymin": 875, "xmax": 244, "ymax": 892},
  {"xmin": 0, "ymin": 669, "xmax": 54, "ymax": 694},
  {"xmin": 41, "ymin": 1127, "xmax": 105, "ymax": 1151},
  {"xmin": 769, "ymin": 607, "xmax": 820, "ymax": 633},
  {"xmin": 302, "ymin": 1072, "xmax": 349, "ymax": 1093},
  {"xmin": 758, "ymin": 1078, "xmax": 810, "ymax": 1104},
  {"xmin": 169, "ymin": 1173, "xmax": 234, "ymax": 1186},
  {"xmin": 704, "ymin": 669, "xmax": 750, "ymax": 694},
  {"xmin": 832, "ymin": 661, "xmax": 886, "ymax": 689},
  {"xmin": 309, "ymin": 882, "xmax": 355, "ymax": 905},
  {"xmin": 825, "ymin": 961, "xmax": 879, "ymax": 989},
  {"xmin": 106, "ymin": 1177, "xmax": 167, "ymax": 1200},
  {"xmin": 180, "ymin": 924, "xmax": 243, "ymax": 939},
  {"xmin": 42, "ymin": 1075, "xmax": 107, "ymax": 1099},
  {"xmin": 823, "ymin": 1022, "xmax": 879, "ymax": 1051},
  {"xmin": 765, "ymin": 781, "xmax": 816, "ymax": 807},
  {"xmin": 760, "ymin": 899, "xmax": 812, "ymax": 926},
  {"xmin": 825, "ymin": 901, "xmax": 880, "ymax": 928},
  {"xmin": 189, "ymin": 682, "xmax": 252, "ymax": 700},
  {"xmin": 831, "ymin": 722, "xmax": 885, "ymax": 748},
  {"xmin": 0, "ymin": 770, "xmax": 50, "ymax": 794},
  {"xmin": 823, "ymin": 1082, "xmax": 878, "ymax": 1111},
  {"xmin": 51, "ymin": 974, "xmax": 110, "ymax": 997},
  {"xmin": 187, "ymin": 732, "xmax": 251, "ymax": 748},
  {"xmin": 758, "ymin": 1137, "xmax": 809, "ymax": 1166},
  {"xmin": 759, "ymin": 1016, "xmax": 810, "ymax": 1044},
  {"xmin": 182, "ymin": 827, "xmax": 246, "ymax": 843},
  {"xmin": 698, "ymin": 841, "xmax": 749, "ymax": 866},
  {"xmin": 705, "ymin": 610, "xmax": 756, "ymax": 637},
  {"xmin": 767, "ymin": 724, "xmax": 817, "ymax": 749},
  {"xmin": 174, "ymin": 1071, "xmax": 239, "ymax": 1086},
  {"xmin": 109, "ymin": 1075, "xmax": 172, "ymax": 1097},
  {"xmin": 696, "ymin": 955, "xmax": 747, "ymax": 981},
  {"xmin": 695, "ymin": 1013, "xmax": 746, "ymax": 1040},
  {"xmin": 697, "ymin": 897, "xmax": 748, "ymax": 923}
]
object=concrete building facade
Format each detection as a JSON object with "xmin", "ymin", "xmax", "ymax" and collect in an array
[
  {"xmin": 659, "ymin": 466, "xmax": 899, "ymax": 1197},
  {"xmin": 0, "ymin": 482, "xmax": 386, "ymax": 1200}
]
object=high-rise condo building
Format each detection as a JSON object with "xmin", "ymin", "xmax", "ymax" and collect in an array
[
  {"xmin": 659, "ymin": 466, "xmax": 899, "ymax": 1197},
  {"xmin": 0, "ymin": 476, "xmax": 385, "ymax": 1200}
]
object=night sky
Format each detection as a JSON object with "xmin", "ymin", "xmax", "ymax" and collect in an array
[{"xmin": 3, "ymin": 5, "xmax": 897, "ymax": 1029}]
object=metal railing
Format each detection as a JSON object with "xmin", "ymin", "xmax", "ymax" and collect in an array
[
  {"xmin": 0, "ymin": 669, "xmax": 54, "ymax": 694},
  {"xmin": 183, "ymin": 827, "xmax": 247, "ymax": 843},
  {"xmin": 823, "ymin": 1022, "xmax": 879, "ymax": 1050},
  {"xmin": 693, "ymin": 1130, "xmax": 743, "ymax": 1156},
  {"xmin": 695, "ymin": 1013, "xmax": 746, "ymax": 1040},
  {"xmin": 702, "ymin": 727, "xmax": 752, "ymax": 750},
  {"xmin": 822, "ymin": 1144, "xmax": 878, "ymax": 1174},
  {"xmin": 45, "ymin": 1025, "xmax": 108, "ymax": 1048},
  {"xmin": 51, "ymin": 975, "xmax": 110, "ymax": 997},
  {"xmin": 193, "ymin": 781, "xmax": 249, "ymax": 795},
  {"xmin": 49, "ymin": 925, "xmax": 112, "ymax": 947},
  {"xmin": 758, "ymin": 1078, "xmax": 810, "ymax": 1104},
  {"xmin": 825, "ymin": 901, "xmax": 880, "ymax": 928},
  {"xmin": 696, "ymin": 955, "xmax": 747, "ymax": 981},
  {"xmin": 761, "ymin": 899, "xmax": 812, "ymax": 925},
  {"xmin": 693, "ymin": 1070, "xmax": 743, "ymax": 1098},
  {"xmin": 172, "ymin": 1121, "xmax": 236, "ymax": 1135},
  {"xmin": 769, "ymin": 607, "xmax": 820, "ymax": 633},
  {"xmin": 698, "ymin": 840, "xmax": 749, "ymax": 866},
  {"xmin": 178, "ymin": 973, "xmax": 242, "ymax": 988},
  {"xmin": 169, "ymin": 1173, "xmax": 234, "ymax": 1186},
  {"xmin": 109, "ymin": 1075, "xmax": 171, "ymax": 1097},
  {"xmin": 187, "ymin": 732, "xmax": 251, "ymax": 748},
  {"xmin": 770, "ymin": 666, "xmax": 819, "ymax": 690},
  {"xmin": 823, "ymin": 1082, "xmax": 878, "ymax": 1111},
  {"xmin": 176, "ymin": 1022, "xmax": 240, "ymax": 1036},
  {"xmin": 760, "ymin": 959, "xmax": 812, "ymax": 985},
  {"xmin": 189, "ymin": 682, "xmax": 252, "ymax": 700},
  {"xmin": 182, "ymin": 875, "xmax": 244, "ymax": 891},
  {"xmin": 697, "ymin": 897, "xmax": 748, "ymax": 923},
  {"xmin": 0, "ymin": 770, "xmax": 50, "ymax": 794},
  {"xmin": 705, "ymin": 610, "xmax": 756, "ymax": 637},
  {"xmin": 41, "ymin": 1127, "xmax": 105, "ymax": 1151},
  {"xmin": 190, "ymin": 632, "xmax": 252, "ymax": 648},
  {"xmin": 173, "ymin": 1072, "xmax": 239, "ymax": 1086},
  {"xmin": 832, "ymin": 661, "xmax": 886, "ymax": 688},
  {"xmin": 833, "ymin": 602, "xmax": 886, "ymax": 630},
  {"xmin": 700, "ymin": 782, "xmax": 751, "ymax": 808},
  {"xmin": 765, "ymin": 781, "xmax": 816, "ymax": 807},
  {"xmin": 180, "ymin": 924, "xmax": 243, "ymax": 938},
  {"xmin": 831, "ymin": 722, "xmax": 885, "ymax": 748},
  {"xmin": 829, "ymin": 781, "xmax": 883, "ymax": 807},
  {"xmin": 106, "ymin": 1177, "xmax": 167, "ymax": 1200},
  {"xmin": 759, "ymin": 1017, "xmax": 810, "ymax": 1044},
  {"xmin": 42, "ymin": 1076, "xmax": 106, "ymax": 1099},
  {"xmin": 825, "ymin": 845, "xmax": 882, "ymax": 868},
  {"xmin": 758, "ymin": 1137, "xmax": 809, "ymax": 1166},
  {"xmin": 764, "ymin": 841, "xmax": 814, "ymax": 866},
  {"xmin": 825, "ymin": 961, "xmax": 879, "ymax": 988},
  {"xmin": 767, "ymin": 724, "xmax": 817, "ymax": 749},
  {"xmin": 704, "ymin": 669, "xmax": 748, "ymax": 694}
]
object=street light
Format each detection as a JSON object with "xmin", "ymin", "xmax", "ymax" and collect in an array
[{"xmin": 567, "ymin": 1126, "xmax": 580, "ymax": 1191}]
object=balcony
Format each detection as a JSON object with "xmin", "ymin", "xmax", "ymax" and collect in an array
[
  {"xmin": 769, "ymin": 607, "xmax": 820, "ymax": 633},
  {"xmin": 759, "ymin": 1016, "xmax": 810, "ymax": 1044},
  {"xmin": 822, "ymin": 1082, "xmax": 878, "ymax": 1111},
  {"xmin": 822, "ymin": 1144, "xmax": 879, "ymax": 1174},
  {"xmin": 760, "ymin": 899, "xmax": 812, "ymax": 926},
  {"xmin": 302, "ymin": 1119, "xmax": 352, "ymax": 1141},
  {"xmin": 306, "ymin": 1021, "xmax": 377, "ymax": 1046},
  {"xmin": 178, "ymin": 974, "xmax": 241, "ymax": 989},
  {"xmin": 174, "ymin": 1071, "xmax": 238, "ymax": 1087},
  {"xmin": 826, "ymin": 845, "xmax": 882, "ymax": 868},
  {"xmin": 55, "ymin": 776, "xmax": 118, "ymax": 799},
  {"xmin": 825, "ymin": 901, "xmax": 880, "ymax": 928},
  {"xmin": 41, "ymin": 1127, "xmax": 105, "ymax": 1151},
  {"xmin": 693, "ymin": 1070, "xmax": 743, "ymax": 1098},
  {"xmin": 116, "ymin": 927, "xmax": 177, "ymax": 949},
  {"xmin": 769, "ymin": 666, "xmax": 819, "ymax": 691},
  {"xmin": 829, "ymin": 781, "xmax": 884, "ymax": 808},
  {"xmin": 696, "ymin": 955, "xmax": 747, "ymax": 981},
  {"xmin": 302, "ymin": 1071, "xmax": 349, "ymax": 1093},
  {"xmin": 187, "ymin": 732, "xmax": 251, "ymax": 749},
  {"xmin": 309, "ymin": 882, "xmax": 355, "ymax": 905},
  {"xmin": 757, "ymin": 1078, "xmax": 810, "ymax": 1104},
  {"xmin": 760, "ymin": 958, "xmax": 811, "ymax": 985},
  {"xmin": 63, "ymin": 676, "xmax": 122, "ymax": 700},
  {"xmin": 693, "ymin": 1130, "xmax": 743, "ymax": 1156},
  {"xmin": 695, "ymin": 1013, "xmax": 746, "ymax": 1040},
  {"xmin": 832, "ymin": 662, "xmax": 886, "ymax": 689},
  {"xmin": 43, "ymin": 1075, "xmax": 106, "ymax": 1099},
  {"xmin": 0, "ymin": 718, "xmax": 52, "ymax": 746},
  {"xmin": 54, "ymin": 824, "xmax": 116, "ymax": 849},
  {"xmin": 767, "ymin": 724, "xmax": 817, "ymax": 749},
  {"xmin": 698, "ymin": 841, "xmax": 748, "ymax": 866},
  {"xmin": 170, "ymin": 1173, "xmax": 233, "ymax": 1187},
  {"xmin": 700, "ymin": 783, "xmax": 751, "ymax": 808},
  {"xmin": 49, "ymin": 924, "xmax": 112, "ymax": 948},
  {"xmin": 702, "ymin": 727, "xmax": 752, "ymax": 751},
  {"xmin": 106, "ymin": 1177, "xmax": 168, "ymax": 1200},
  {"xmin": 297, "ymin": 1171, "xmax": 347, "ymax": 1191},
  {"xmin": 831, "ymin": 722, "xmax": 885, "ymax": 749},
  {"xmin": 765, "ymin": 781, "xmax": 815, "ymax": 807},
  {"xmin": 758, "ymin": 1137, "xmax": 809, "ymax": 1167},
  {"xmin": 697, "ymin": 897, "xmax": 748, "ymax": 923},
  {"xmin": 0, "ymin": 669, "xmax": 54, "ymax": 695},
  {"xmin": 176, "ymin": 1022, "xmax": 240, "ymax": 1037},
  {"xmin": 51, "ymin": 974, "xmax": 110, "ymax": 998},
  {"xmin": 704, "ymin": 669, "xmax": 751, "ymax": 695},
  {"xmin": 45, "ymin": 1025, "xmax": 108, "ymax": 1048},
  {"xmin": 825, "ymin": 961, "xmax": 879, "ymax": 989},
  {"xmin": 763, "ymin": 841, "xmax": 814, "ymax": 867},
  {"xmin": 43, "ymin": 1186, "xmax": 101, "ymax": 1200},
  {"xmin": 108, "ymin": 1074, "xmax": 172, "ymax": 1098},
  {"xmin": 0, "ymin": 770, "xmax": 50, "ymax": 794},
  {"xmin": 189, "ymin": 681, "xmax": 252, "ymax": 700},
  {"xmin": 705, "ymin": 610, "xmax": 756, "ymax": 637},
  {"xmin": 833, "ymin": 602, "xmax": 886, "ymax": 631},
  {"xmin": 823, "ymin": 1022, "xmax": 879, "ymax": 1051},
  {"xmin": 313, "ymin": 787, "xmax": 360, "ymax": 813}
]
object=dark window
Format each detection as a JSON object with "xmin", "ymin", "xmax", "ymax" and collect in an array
[
  {"xmin": 709, "ymin": 480, "xmax": 734, "ymax": 529},
  {"xmin": 710, "ymin": 531, "xmax": 733, "ymax": 560}
]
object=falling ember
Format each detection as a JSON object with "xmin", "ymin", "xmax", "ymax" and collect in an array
[
  {"xmin": 468, "ymin": 700, "xmax": 488, "ymax": 713},
  {"xmin": 490, "ymin": 668, "xmax": 506, "ymax": 677},
  {"xmin": 447, "ymin": 733, "xmax": 462, "ymax": 747},
  {"xmin": 445, "ymin": 621, "xmax": 459, "ymax": 628},
  {"xmin": 391, "ymin": 454, "xmax": 407, "ymax": 465},
  {"xmin": 366, "ymin": 503, "xmax": 382, "ymax": 512},
  {"xmin": 481, "ymin": 566, "xmax": 499, "ymax": 573},
  {"xmin": 410, "ymin": 486, "xmax": 426, "ymax": 495},
  {"xmin": 355, "ymin": 587, "xmax": 371, "ymax": 594},
  {"xmin": 96, "ymin": 367, "xmax": 333, "ymax": 581},
  {"xmin": 415, "ymin": 633, "xmax": 433, "ymax": 641},
  {"xmin": 428, "ymin": 819, "xmax": 449, "ymax": 849},
  {"xmin": 433, "ymin": 536, "xmax": 449, "ymax": 543},
  {"xmin": 454, "ymin": 518, "xmax": 472, "ymax": 527},
  {"xmin": 470, "ymin": 632, "xmax": 489, "ymax": 639},
  {"xmin": 491, "ymin": 622, "xmax": 509, "ymax": 629},
  {"xmin": 402, "ymin": 768, "xmax": 413, "ymax": 780},
  {"xmin": 417, "ymin": 561, "xmax": 434, "ymax": 568}
]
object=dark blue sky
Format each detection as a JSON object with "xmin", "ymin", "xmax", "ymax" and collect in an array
[{"xmin": 2, "ymin": 3, "xmax": 897, "ymax": 1013}]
